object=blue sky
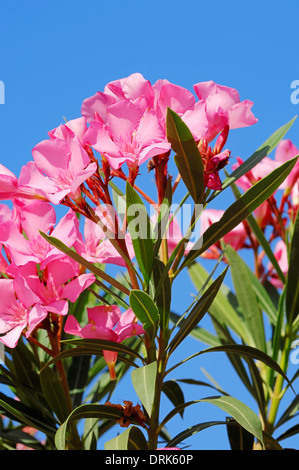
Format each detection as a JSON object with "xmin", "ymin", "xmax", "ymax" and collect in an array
[{"xmin": 0, "ymin": 0, "xmax": 299, "ymax": 450}]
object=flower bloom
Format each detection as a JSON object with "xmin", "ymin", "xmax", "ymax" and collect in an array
[
  {"xmin": 0, "ymin": 276, "xmax": 49, "ymax": 348},
  {"xmin": 84, "ymin": 100, "xmax": 171, "ymax": 170},
  {"xmin": 193, "ymin": 80, "xmax": 258, "ymax": 142},
  {"xmin": 31, "ymin": 118, "xmax": 97, "ymax": 204},
  {"xmin": 0, "ymin": 201, "xmax": 81, "ymax": 269},
  {"xmin": 81, "ymin": 73, "xmax": 257, "ymax": 192},
  {"xmin": 64, "ymin": 306, "xmax": 144, "ymax": 380}
]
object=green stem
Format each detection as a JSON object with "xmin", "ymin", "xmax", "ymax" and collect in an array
[
  {"xmin": 266, "ymin": 327, "xmax": 293, "ymax": 433},
  {"xmin": 147, "ymin": 355, "xmax": 167, "ymax": 450}
]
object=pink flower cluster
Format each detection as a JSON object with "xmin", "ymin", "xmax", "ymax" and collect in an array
[
  {"xmin": 0, "ymin": 73, "xmax": 257, "ymax": 204},
  {"xmin": 0, "ymin": 200, "xmax": 96, "ymax": 348},
  {"xmin": 0, "ymin": 73, "xmax": 259, "ymax": 373},
  {"xmin": 201, "ymin": 139, "xmax": 299, "ymax": 288}
]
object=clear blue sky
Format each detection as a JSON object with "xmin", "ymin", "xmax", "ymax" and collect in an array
[{"xmin": 0, "ymin": 0, "xmax": 298, "ymax": 450}]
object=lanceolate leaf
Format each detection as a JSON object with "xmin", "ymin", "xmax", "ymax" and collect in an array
[
  {"xmin": 39, "ymin": 366, "xmax": 71, "ymax": 423},
  {"xmin": 131, "ymin": 362, "xmax": 157, "ymax": 418},
  {"xmin": 60, "ymin": 338, "xmax": 144, "ymax": 361},
  {"xmin": 129, "ymin": 290, "xmax": 160, "ymax": 341},
  {"xmin": 159, "ymin": 395, "xmax": 264, "ymax": 447},
  {"xmin": 225, "ymin": 245, "xmax": 266, "ymax": 352},
  {"xmin": 162, "ymin": 380, "xmax": 185, "ymax": 417},
  {"xmin": 192, "ymin": 344, "xmax": 294, "ymax": 391},
  {"xmin": 166, "ymin": 107, "xmax": 205, "ymax": 203},
  {"xmin": 126, "ymin": 182, "xmax": 154, "ymax": 287},
  {"xmin": 0, "ymin": 392, "xmax": 57, "ymax": 435},
  {"xmin": 200, "ymin": 396, "xmax": 264, "ymax": 447},
  {"xmin": 153, "ymin": 257, "xmax": 171, "ymax": 333},
  {"xmin": 286, "ymin": 209, "xmax": 299, "ymax": 325},
  {"xmin": 167, "ymin": 421, "xmax": 227, "ymax": 447},
  {"xmin": 180, "ymin": 156, "xmax": 298, "ymax": 270},
  {"xmin": 55, "ymin": 404, "xmax": 125, "ymax": 450},
  {"xmin": 188, "ymin": 262, "xmax": 250, "ymax": 342},
  {"xmin": 104, "ymin": 425, "xmax": 148, "ymax": 450},
  {"xmin": 168, "ymin": 267, "xmax": 228, "ymax": 354},
  {"xmin": 39, "ymin": 232, "xmax": 130, "ymax": 296}
]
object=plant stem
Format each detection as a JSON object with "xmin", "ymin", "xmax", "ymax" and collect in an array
[
  {"xmin": 147, "ymin": 355, "xmax": 167, "ymax": 450},
  {"xmin": 266, "ymin": 326, "xmax": 293, "ymax": 433}
]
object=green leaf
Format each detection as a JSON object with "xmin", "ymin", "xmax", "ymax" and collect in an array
[
  {"xmin": 188, "ymin": 262, "xmax": 250, "ymax": 342},
  {"xmin": 67, "ymin": 355, "xmax": 92, "ymax": 408},
  {"xmin": 162, "ymin": 380, "xmax": 185, "ymax": 418},
  {"xmin": 246, "ymin": 266, "xmax": 278, "ymax": 326},
  {"xmin": 55, "ymin": 404, "xmax": 124, "ymax": 450},
  {"xmin": 180, "ymin": 155, "xmax": 298, "ymax": 270},
  {"xmin": 152, "ymin": 257, "xmax": 171, "ymax": 333},
  {"xmin": 166, "ymin": 107, "xmax": 204, "ymax": 203},
  {"xmin": 193, "ymin": 344, "xmax": 294, "ymax": 391},
  {"xmin": 225, "ymin": 245, "xmax": 266, "ymax": 351},
  {"xmin": 275, "ymin": 394, "xmax": 299, "ymax": 428},
  {"xmin": 104, "ymin": 425, "xmax": 148, "ymax": 450},
  {"xmin": 0, "ymin": 391, "xmax": 57, "ymax": 435},
  {"xmin": 126, "ymin": 182, "xmax": 154, "ymax": 287},
  {"xmin": 208, "ymin": 116, "xmax": 297, "ymax": 202},
  {"xmin": 39, "ymin": 232, "xmax": 130, "ymax": 296},
  {"xmin": 286, "ymin": 209, "xmax": 299, "ymax": 325},
  {"xmin": 131, "ymin": 362, "xmax": 157, "ymax": 417},
  {"xmin": 277, "ymin": 423, "xmax": 299, "ymax": 442},
  {"xmin": 129, "ymin": 290, "xmax": 160, "ymax": 341},
  {"xmin": 152, "ymin": 175, "xmax": 173, "ymax": 258},
  {"xmin": 159, "ymin": 395, "xmax": 264, "ymax": 447},
  {"xmin": 168, "ymin": 267, "xmax": 228, "ymax": 354},
  {"xmin": 226, "ymin": 417, "xmax": 255, "ymax": 450},
  {"xmin": 199, "ymin": 396, "xmax": 264, "ymax": 447},
  {"xmin": 167, "ymin": 421, "xmax": 227, "ymax": 447},
  {"xmin": 169, "ymin": 311, "xmax": 221, "ymax": 347},
  {"xmin": 39, "ymin": 366, "xmax": 70, "ymax": 424}
]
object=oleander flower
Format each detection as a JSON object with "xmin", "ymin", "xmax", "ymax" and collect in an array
[
  {"xmin": 193, "ymin": 80, "xmax": 258, "ymax": 142},
  {"xmin": 0, "ymin": 277, "xmax": 48, "ymax": 348},
  {"xmin": 32, "ymin": 122, "xmax": 97, "ymax": 204},
  {"xmin": 0, "ymin": 201, "xmax": 81, "ymax": 268},
  {"xmin": 65, "ymin": 306, "xmax": 144, "ymax": 380}
]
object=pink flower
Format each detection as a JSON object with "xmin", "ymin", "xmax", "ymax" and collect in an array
[
  {"xmin": 9, "ymin": 257, "xmax": 95, "ymax": 316},
  {"xmin": 204, "ymin": 149, "xmax": 231, "ymax": 190},
  {"xmin": 0, "ymin": 277, "xmax": 48, "ymax": 348},
  {"xmin": 84, "ymin": 100, "xmax": 171, "ymax": 170},
  {"xmin": 65, "ymin": 306, "xmax": 144, "ymax": 380},
  {"xmin": 0, "ymin": 202, "xmax": 81, "ymax": 269},
  {"xmin": 193, "ymin": 81, "xmax": 258, "ymax": 142},
  {"xmin": 32, "ymin": 123, "xmax": 97, "ymax": 204},
  {"xmin": 151, "ymin": 78, "xmax": 208, "ymax": 139},
  {"xmin": 48, "ymin": 117, "xmax": 88, "ymax": 145},
  {"xmin": 82, "ymin": 73, "xmax": 154, "ymax": 123},
  {"xmin": 0, "ymin": 163, "xmax": 50, "ymax": 202}
]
